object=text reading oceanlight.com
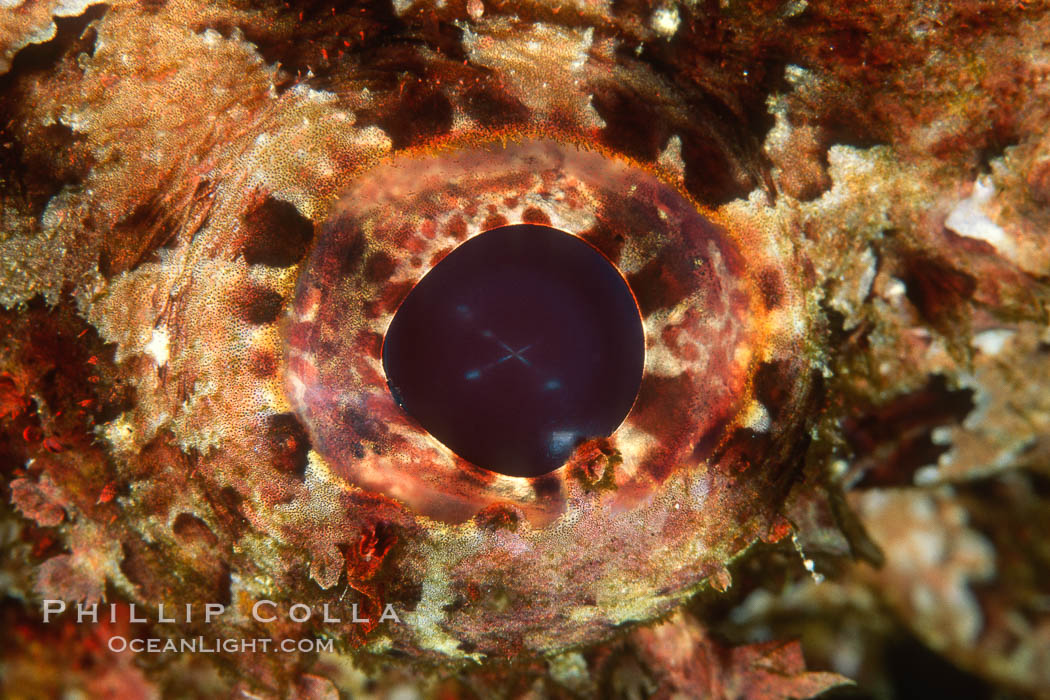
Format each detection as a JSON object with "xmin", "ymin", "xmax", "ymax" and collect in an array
[{"xmin": 42, "ymin": 599, "xmax": 402, "ymax": 654}]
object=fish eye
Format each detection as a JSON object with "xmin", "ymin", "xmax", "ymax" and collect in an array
[{"xmin": 281, "ymin": 136, "xmax": 809, "ymax": 525}]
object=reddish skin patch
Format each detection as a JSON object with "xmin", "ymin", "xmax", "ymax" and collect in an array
[
  {"xmin": 482, "ymin": 213, "xmax": 509, "ymax": 230},
  {"xmin": 0, "ymin": 304, "xmax": 128, "ymax": 524},
  {"xmin": 232, "ymin": 284, "xmax": 285, "ymax": 324},
  {"xmin": 171, "ymin": 512, "xmax": 220, "ymax": 547},
  {"xmin": 628, "ymin": 257, "xmax": 694, "ymax": 315},
  {"xmin": 902, "ymin": 255, "xmax": 977, "ymax": 326},
  {"xmin": 287, "ymin": 355, "xmax": 319, "ymax": 387},
  {"xmin": 96, "ymin": 482, "xmax": 117, "ymax": 504},
  {"xmin": 0, "ymin": 374, "xmax": 29, "ymax": 418},
  {"xmin": 247, "ymin": 349, "xmax": 278, "ymax": 378},
  {"xmin": 267, "ymin": 413, "xmax": 311, "ymax": 477},
  {"xmin": 662, "ymin": 325, "xmax": 702, "ymax": 362},
  {"xmin": 521, "ymin": 206, "xmax": 551, "ymax": 225},
  {"xmin": 473, "ymin": 502, "xmax": 522, "ymax": 530},
  {"xmin": 358, "ymin": 331, "xmax": 384, "ymax": 360},
  {"xmin": 364, "ymin": 281, "xmax": 414, "ymax": 318},
  {"xmin": 579, "ymin": 223, "xmax": 627, "ymax": 266},
  {"xmin": 452, "ymin": 459, "xmax": 500, "ymax": 487},
  {"xmin": 283, "ymin": 322, "xmax": 317, "ymax": 352},
  {"xmin": 763, "ymin": 517, "xmax": 793, "ymax": 544},
  {"xmin": 445, "ymin": 216, "xmax": 468, "ymax": 240},
  {"xmin": 428, "ymin": 245, "xmax": 456, "ymax": 268},
  {"xmin": 757, "ymin": 267, "xmax": 785, "ymax": 310},
  {"xmin": 364, "ymin": 251, "xmax": 397, "ymax": 282},
  {"xmin": 633, "ymin": 375, "xmax": 716, "ymax": 480},
  {"xmin": 342, "ymin": 522, "xmax": 397, "ymax": 638}
]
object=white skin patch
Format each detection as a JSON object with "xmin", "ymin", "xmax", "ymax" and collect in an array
[
  {"xmin": 742, "ymin": 400, "xmax": 771, "ymax": 432},
  {"xmin": 145, "ymin": 327, "xmax": 170, "ymax": 367},
  {"xmin": 945, "ymin": 178, "xmax": 1017, "ymax": 259},
  {"xmin": 650, "ymin": 6, "xmax": 680, "ymax": 38}
]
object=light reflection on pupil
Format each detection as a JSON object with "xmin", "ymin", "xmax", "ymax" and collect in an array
[{"xmin": 382, "ymin": 224, "xmax": 645, "ymax": 478}]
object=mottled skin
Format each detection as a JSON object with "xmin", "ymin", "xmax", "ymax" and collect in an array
[{"xmin": 1, "ymin": 0, "xmax": 1049, "ymax": 698}]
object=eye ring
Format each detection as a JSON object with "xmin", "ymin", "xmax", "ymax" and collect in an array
[{"xmin": 283, "ymin": 134, "xmax": 808, "ymax": 525}]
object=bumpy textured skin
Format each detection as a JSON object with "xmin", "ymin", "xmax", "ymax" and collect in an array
[{"xmin": 1, "ymin": 0, "xmax": 1049, "ymax": 698}]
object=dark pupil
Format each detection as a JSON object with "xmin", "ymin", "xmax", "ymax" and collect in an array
[{"xmin": 382, "ymin": 224, "xmax": 645, "ymax": 478}]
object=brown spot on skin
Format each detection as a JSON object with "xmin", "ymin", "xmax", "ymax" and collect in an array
[
  {"xmin": 462, "ymin": 82, "xmax": 531, "ymax": 127},
  {"xmin": 757, "ymin": 267, "xmax": 784, "ymax": 310},
  {"xmin": 172, "ymin": 512, "xmax": 219, "ymax": 548},
  {"xmin": 247, "ymin": 349, "xmax": 277, "ymax": 378},
  {"xmin": 752, "ymin": 361, "xmax": 792, "ymax": 424},
  {"xmin": 364, "ymin": 280, "xmax": 414, "ymax": 318},
  {"xmin": 483, "ymin": 213, "xmax": 509, "ymax": 231},
  {"xmin": 593, "ymin": 85, "xmax": 667, "ymax": 163},
  {"xmin": 206, "ymin": 487, "xmax": 248, "ymax": 540},
  {"xmin": 473, "ymin": 503, "xmax": 522, "ymax": 531},
  {"xmin": 529, "ymin": 473, "xmax": 563, "ymax": 501},
  {"xmin": 902, "ymin": 255, "xmax": 977, "ymax": 326},
  {"xmin": 580, "ymin": 222, "xmax": 626, "ymax": 263},
  {"xmin": 445, "ymin": 216, "xmax": 468, "ymax": 241},
  {"xmin": 628, "ymin": 257, "xmax": 693, "ymax": 315},
  {"xmin": 240, "ymin": 195, "xmax": 314, "ymax": 268},
  {"xmin": 631, "ymin": 373, "xmax": 697, "ymax": 464},
  {"xmin": 341, "ymin": 407, "xmax": 389, "ymax": 445},
  {"xmin": 101, "ymin": 194, "xmax": 179, "ymax": 277},
  {"xmin": 846, "ymin": 375, "xmax": 975, "ymax": 488},
  {"xmin": 372, "ymin": 83, "xmax": 453, "ymax": 149},
  {"xmin": 521, "ymin": 207, "xmax": 551, "ymax": 226},
  {"xmin": 692, "ymin": 414, "xmax": 735, "ymax": 463},
  {"xmin": 233, "ymin": 285, "xmax": 284, "ymax": 324},
  {"xmin": 267, "ymin": 413, "xmax": 311, "ymax": 478},
  {"xmin": 364, "ymin": 251, "xmax": 397, "ymax": 283},
  {"xmin": 121, "ymin": 538, "xmax": 231, "ymax": 605},
  {"xmin": 682, "ymin": 136, "xmax": 751, "ymax": 205}
]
